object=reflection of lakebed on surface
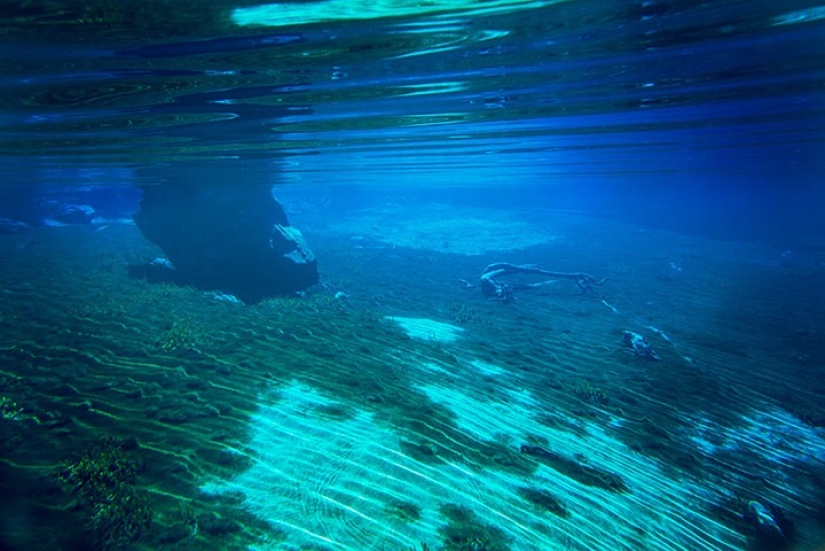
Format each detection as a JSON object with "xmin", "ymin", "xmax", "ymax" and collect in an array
[{"xmin": 0, "ymin": 214, "xmax": 823, "ymax": 550}]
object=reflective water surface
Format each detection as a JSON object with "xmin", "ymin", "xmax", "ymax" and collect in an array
[{"xmin": 2, "ymin": 1, "xmax": 823, "ymax": 168}]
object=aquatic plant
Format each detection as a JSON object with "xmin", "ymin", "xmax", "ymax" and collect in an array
[
  {"xmin": 68, "ymin": 291, "xmax": 129, "ymax": 319},
  {"xmin": 438, "ymin": 503, "xmax": 511, "ymax": 551},
  {"xmin": 157, "ymin": 316, "xmax": 203, "ymax": 352},
  {"xmin": 356, "ymin": 307, "xmax": 385, "ymax": 325},
  {"xmin": 450, "ymin": 302, "xmax": 485, "ymax": 325},
  {"xmin": 58, "ymin": 436, "xmax": 152, "ymax": 550},
  {"xmin": 571, "ymin": 380, "xmax": 610, "ymax": 406},
  {"xmin": 793, "ymin": 404, "xmax": 825, "ymax": 428},
  {"xmin": 312, "ymin": 402, "xmax": 357, "ymax": 421},
  {"xmin": 385, "ymin": 499, "xmax": 422, "ymax": 523},
  {"xmin": 516, "ymin": 486, "xmax": 570, "ymax": 518},
  {"xmin": 520, "ymin": 444, "xmax": 629, "ymax": 493},
  {"xmin": 0, "ymin": 396, "xmax": 24, "ymax": 421}
]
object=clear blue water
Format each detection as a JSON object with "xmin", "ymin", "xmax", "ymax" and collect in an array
[{"xmin": 1, "ymin": 1, "xmax": 824, "ymax": 550}]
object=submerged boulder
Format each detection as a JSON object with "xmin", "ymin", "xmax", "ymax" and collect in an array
[{"xmin": 133, "ymin": 183, "xmax": 317, "ymax": 302}]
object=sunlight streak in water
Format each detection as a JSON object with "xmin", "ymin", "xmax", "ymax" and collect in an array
[
  {"xmin": 231, "ymin": 0, "xmax": 564, "ymax": 26},
  {"xmin": 395, "ymin": 82, "xmax": 467, "ymax": 96},
  {"xmin": 389, "ymin": 28, "xmax": 510, "ymax": 58},
  {"xmin": 772, "ymin": 5, "xmax": 825, "ymax": 26}
]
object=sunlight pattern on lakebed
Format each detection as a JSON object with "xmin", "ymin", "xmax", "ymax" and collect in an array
[{"xmin": 200, "ymin": 373, "xmax": 747, "ymax": 551}]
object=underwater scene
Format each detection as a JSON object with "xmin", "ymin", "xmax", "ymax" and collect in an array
[{"xmin": 1, "ymin": 1, "xmax": 824, "ymax": 550}]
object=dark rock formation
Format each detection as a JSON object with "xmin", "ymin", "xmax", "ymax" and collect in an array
[{"xmin": 133, "ymin": 182, "xmax": 317, "ymax": 302}]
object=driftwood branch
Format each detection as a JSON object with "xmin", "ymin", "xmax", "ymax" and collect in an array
[{"xmin": 477, "ymin": 262, "xmax": 607, "ymax": 302}]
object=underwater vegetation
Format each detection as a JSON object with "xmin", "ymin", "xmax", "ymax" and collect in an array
[
  {"xmin": 385, "ymin": 499, "xmax": 423, "ymax": 523},
  {"xmin": 0, "ymin": 396, "xmax": 25, "ymax": 421},
  {"xmin": 516, "ymin": 486, "xmax": 570, "ymax": 518},
  {"xmin": 571, "ymin": 380, "xmax": 610, "ymax": 406},
  {"xmin": 520, "ymin": 441, "xmax": 629, "ymax": 493},
  {"xmin": 156, "ymin": 315, "xmax": 206, "ymax": 352},
  {"xmin": 437, "ymin": 503, "xmax": 511, "ymax": 551},
  {"xmin": 57, "ymin": 436, "xmax": 152, "ymax": 550},
  {"xmin": 401, "ymin": 504, "xmax": 513, "ymax": 551},
  {"xmin": 792, "ymin": 404, "xmax": 825, "ymax": 428}
]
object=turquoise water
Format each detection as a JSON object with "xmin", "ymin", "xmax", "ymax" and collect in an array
[{"xmin": 1, "ymin": 1, "xmax": 824, "ymax": 550}]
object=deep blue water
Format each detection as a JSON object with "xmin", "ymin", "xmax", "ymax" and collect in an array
[{"xmin": 1, "ymin": 1, "xmax": 825, "ymax": 550}]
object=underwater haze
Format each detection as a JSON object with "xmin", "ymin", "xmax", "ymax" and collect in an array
[{"xmin": 1, "ymin": 1, "xmax": 824, "ymax": 550}]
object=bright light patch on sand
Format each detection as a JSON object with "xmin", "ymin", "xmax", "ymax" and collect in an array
[
  {"xmin": 686, "ymin": 408, "xmax": 825, "ymax": 465},
  {"xmin": 417, "ymin": 382, "xmax": 747, "ymax": 550},
  {"xmin": 200, "ymin": 382, "xmax": 426, "ymax": 550},
  {"xmin": 420, "ymin": 361, "xmax": 455, "ymax": 375},
  {"xmin": 200, "ymin": 380, "xmax": 748, "ymax": 550},
  {"xmin": 385, "ymin": 316, "xmax": 464, "ymax": 343},
  {"xmin": 471, "ymin": 358, "xmax": 507, "ymax": 376},
  {"xmin": 200, "ymin": 381, "xmax": 573, "ymax": 549}
]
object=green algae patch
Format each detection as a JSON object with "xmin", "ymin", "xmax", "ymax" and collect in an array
[
  {"xmin": 516, "ymin": 486, "xmax": 570, "ymax": 518},
  {"xmin": 57, "ymin": 436, "xmax": 152, "ymax": 550},
  {"xmin": 438, "ymin": 503, "xmax": 511, "ymax": 551}
]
